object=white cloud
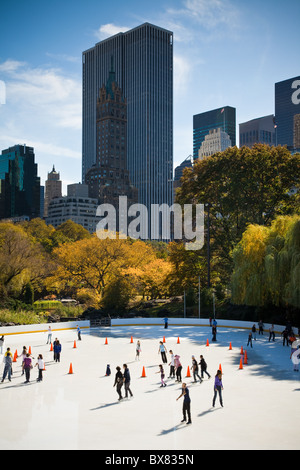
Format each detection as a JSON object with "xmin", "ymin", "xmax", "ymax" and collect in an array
[{"xmin": 94, "ymin": 23, "xmax": 131, "ymax": 41}]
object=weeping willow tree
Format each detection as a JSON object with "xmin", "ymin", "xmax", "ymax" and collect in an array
[{"xmin": 231, "ymin": 215, "xmax": 300, "ymax": 309}]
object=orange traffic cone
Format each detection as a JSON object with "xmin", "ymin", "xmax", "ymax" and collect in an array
[
  {"xmin": 105, "ymin": 337, "xmax": 108, "ymax": 345},
  {"xmin": 130, "ymin": 336, "xmax": 133, "ymax": 343},
  {"xmin": 13, "ymin": 350, "xmax": 17, "ymax": 363},
  {"xmin": 244, "ymin": 350, "xmax": 248, "ymax": 364},
  {"xmin": 68, "ymin": 363, "xmax": 73, "ymax": 374},
  {"xmin": 186, "ymin": 366, "xmax": 191, "ymax": 378},
  {"xmin": 219, "ymin": 363, "xmax": 222, "ymax": 373},
  {"xmin": 240, "ymin": 346, "xmax": 244, "ymax": 355},
  {"xmin": 239, "ymin": 357, "xmax": 243, "ymax": 370},
  {"xmin": 206, "ymin": 338, "xmax": 209, "ymax": 346},
  {"xmin": 50, "ymin": 342, "xmax": 53, "ymax": 352},
  {"xmin": 28, "ymin": 346, "xmax": 32, "ymax": 355},
  {"xmin": 141, "ymin": 366, "xmax": 146, "ymax": 378},
  {"xmin": 163, "ymin": 336, "xmax": 166, "ymax": 343},
  {"xmin": 73, "ymin": 340, "xmax": 77, "ymax": 349},
  {"xmin": 229, "ymin": 342, "xmax": 232, "ymax": 350},
  {"xmin": 177, "ymin": 337, "xmax": 180, "ymax": 344}
]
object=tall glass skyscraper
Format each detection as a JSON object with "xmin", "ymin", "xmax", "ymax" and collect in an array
[
  {"xmin": 193, "ymin": 106, "xmax": 236, "ymax": 160},
  {"xmin": 275, "ymin": 76, "xmax": 300, "ymax": 149},
  {"xmin": 82, "ymin": 23, "xmax": 173, "ymax": 238}
]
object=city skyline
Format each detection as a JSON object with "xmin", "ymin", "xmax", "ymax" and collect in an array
[{"xmin": 0, "ymin": 0, "xmax": 300, "ymax": 193}]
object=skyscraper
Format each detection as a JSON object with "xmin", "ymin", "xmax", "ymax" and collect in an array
[
  {"xmin": 85, "ymin": 63, "xmax": 138, "ymax": 210},
  {"xmin": 193, "ymin": 106, "xmax": 236, "ymax": 161},
  {"xmin": 239, "ymin": 115, "xmax": 275, "ymax": 149},
  {"xmin": 0, "ymin": 144, "xmax": 40, "ymax": 220},
  {"xmin": 44, "ymin": 165, "xmax": 62, "ymax": 218},
  {"xmin": 275, "ymin": 76, "xmax": 300, "ymax": 148},
  {"xmin": 82, "ymin": 23, "xmax": 173, "ymax": 239}
]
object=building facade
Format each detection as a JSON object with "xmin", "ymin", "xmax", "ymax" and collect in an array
[
  {"xmin": 85, "ymin": 64, "xmax": 138, "ymax": 213},
  {"xmin": 193, "ymin": 106, "xmax": 236, "ymax": 161},
  {"xmin": 43, "ymin": 165, "xmax": 62, "ymax": 218},
  {"xmin": 198, "ymin": 128, "xmax": 232, "ymax": 159},
  {"xmin": 46, "ymin": 183, "xmax": 100, "ymax": 234},
  {"xmin": 0, "ymin": 144, "xmax": 40, "ymax": 220},
  {"xmin": 275, "ymin": 76, "xmax": 300, "ymax": 149},
  {"xmin": 82, "ymin": 22, "xmax": 173, "ymax": 239},
  {"xmin": 239, "ymin": 115, "xmax": 275, "ymax": 148}
]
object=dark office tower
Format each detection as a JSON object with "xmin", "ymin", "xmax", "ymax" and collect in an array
[
  {"xmin": 82, "ymin": 23, "xmax": 173, "ymax": 238},
  {"xmin": 0, "ymin": 144, "xmax": 40, "ymax": 220},
  {"xmin": 239, "ymin": 115, "xmax": 275, "ymax": 148},
  {"xmin": 85, "ymin": 64, "xmax": 138, "ymax": 210},
  {"xmin": 193, "ymin": 106, "xmax": 236, "ymax": 160},
  {"xmin": 275, "ymin": 76, "xmax": 300, "ymax": 149}
]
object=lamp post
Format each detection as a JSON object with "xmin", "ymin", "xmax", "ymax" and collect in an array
[{"xmin": 206, "ymin": 203, "xmax": 211, "ymax": 288}]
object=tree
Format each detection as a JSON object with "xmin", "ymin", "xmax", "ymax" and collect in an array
[{"xmin": 176, "ymin": 145, "xmax": 300, "ymax": 285}]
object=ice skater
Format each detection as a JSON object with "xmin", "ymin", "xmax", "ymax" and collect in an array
[
  {"xmin": 176, "ymin": 383, "xmax": 191, "ymax": 425},
  {"xmin": 199, "ymin": 355, "xmax": 211, "ymax": 379},
  {"xmin": 113, "ymin": 366, "xmax": 124, "ymax": 401},
  {"xmin": 174, "ymin": 354, "xmax": 182, "ymax": 382},
  {"xmin": 168, "ymin": 350, "xmax": 175, "ymax": 378},
  {"xmin": 0, "ymin": 335, "xmax": 4, "ymax": 354},
  {"xmin": 77, "ymin": 325, "xmax": 82, "ymax": 341},
  {"xmin": 156, "ymin": 364, "xmax": 167, "ymax": 387},
  {"xmin": 251, "ymin": 324, "xmax": 257, "ymax": 340},
  {"xmin": 23, "ymin": 353, "xmax": 32, "ymax": 384},
  {"xmin": 53, "ymin": 339, "xmax": 62, "ymax": 362},
  {"xmin": 123, "ymin": 364, "xmax": 133, "ymax": 398},
  {"xmin": 258, "ymin": 320, "xmax": 264, "ymax": 335},
  {"xmin": 191, "ymin": 356, "xmax": 202, "ymax": 383},
  {"xmin": 46, "ymin": 326, "xmax": 52, "ymax": 344},
  {"xmin": 268, "ymin": 324, "xmax": 275, "ymax": 342},
  {"xmin": 106, "ymin": 364, "xmax": 111, "ymax": 376},
  {"xmin": 247, "ymin": 332, "xmax": 253, "ymax": 348},
  {"xmin": 1, "ymin": 348, "xmax": 13, "ymax": 383},
  {"xmin": 158, "ymin": 341, "xmax": 167, "ymax": 364},
  {"xmin": 212, "ymin": 370, "xmax": 224, "ymax": 408},
  {"xmin": 135, "ymin": 340, "xmax": 141, "ymax": 360},
  {"xmin": 35, "ymin": 354, "xmax": 44, "ymax": 382}
]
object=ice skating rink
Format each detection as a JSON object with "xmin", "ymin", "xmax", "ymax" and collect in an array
[{"xmin": 0, "ymin": 323, "xmax": 299, "ymax": 451}]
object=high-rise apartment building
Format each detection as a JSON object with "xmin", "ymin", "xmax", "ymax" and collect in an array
[
  {"xmin": 0, "ymin": 144, "xmax": 40, "ymax": 220},
  {"xmin": 44, "ymin": 165, "xmax": 62, "ymax": 218},
  {"xmin": 239, "ymin": 115, "xmax": 275, "ymax": 148},
  {"xmin": 82, "ymin": 23, "xmax": 173, "ymax": 239},
  {"xmin": 193, "ymin": 106, "xmax": 236, "ymax": 160},
  {"xmin": 275, "ymin": 76, "xmax": 300, "ymax": 148}
]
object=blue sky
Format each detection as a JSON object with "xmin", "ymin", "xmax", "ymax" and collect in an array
[{"xmin": 0, "ymin": 0, "xmax": 299, "ymax": 193}]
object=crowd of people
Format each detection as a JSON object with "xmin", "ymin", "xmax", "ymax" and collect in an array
[{"xmin": 0, "ymin": 319, "xmax": 299, "ymax": 425}]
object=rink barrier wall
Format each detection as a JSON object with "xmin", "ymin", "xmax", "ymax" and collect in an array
[
  {"xmin": 0, "ymin": 321, "xmax": 90, "ymax": 336},
  {"xmin": 110, "ymin": 318, "xmax": 290, "ymax": 334},
  {"xmin": 0, "ymin": 318, "xmax": 294, "ymax": 336}
]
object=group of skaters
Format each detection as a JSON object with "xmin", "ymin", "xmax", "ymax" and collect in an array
[
  {"xmin": 246, "ymin": 321, "xmax": 299, "ymax": 350},
  {"xmin": 110, "ymin": 338, "xmax": 221, "ymax": 425},
  {"xmin": 0, "ymin": 325, "xmax": 68, "ymax": 385}
]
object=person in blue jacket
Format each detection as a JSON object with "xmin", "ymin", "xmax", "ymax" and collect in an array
[{"xmin": 53, "ymin": 339, "xmax": 62, "ymax": 362}]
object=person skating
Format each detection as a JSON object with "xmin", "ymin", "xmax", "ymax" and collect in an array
[
  {"xmin": 135, "ymin": 340, "xmax": 141, "ymax": 361},
  {"xmin": 113, "ymin": 366, "xmax": 124, "ymax": 401},
  {"xmin": 247, "ymin": 332, "xmax": 253, "ymax": 348},
  {"xmin": 1, "ymin": 348, "xmax": 13, "ymax": 383},
  {"xmin": 176, "ymin": 383, "xmax": 191, "ymax": 425},
  {"xmin": 123, "ymin": 364, "xmax": 133, "ymax": 398},
  {"xmin": 191, "ymin": 356, "xmax": 202, "ymax": 383},
  {"xmin": 212, "ymin": 369, "xmax": 224, "ymax": 408},
  {"xmin": 168, "ymin": 350, "xmax": 175, "ymax": 378},
  {"xmin": 174, "ymin": 354, "xmax": 182, "ymax": 382},
  {"xmin": 158, "ymin": 341, "xmax": 167, "ymax": 364},
  {"xmin": 35, "ymin": 354, "xmax": 45, "ymax": 382},
  {"xmin": 199, "ymin": 355, "xmax": 211, "ymax": 379},
  {"xmin": 156, "ymin": 364, "xmax": 167, "ymax": 387}
]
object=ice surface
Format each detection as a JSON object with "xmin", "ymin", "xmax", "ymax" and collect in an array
[{"xmin": 0, "ymin": 324, "xmax": 299, "ymax": 450}]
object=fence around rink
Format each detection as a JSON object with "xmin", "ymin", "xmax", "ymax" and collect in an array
[{"xmin": 0, "ymin": 318, "xmax": 296, "ymax": 336}]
